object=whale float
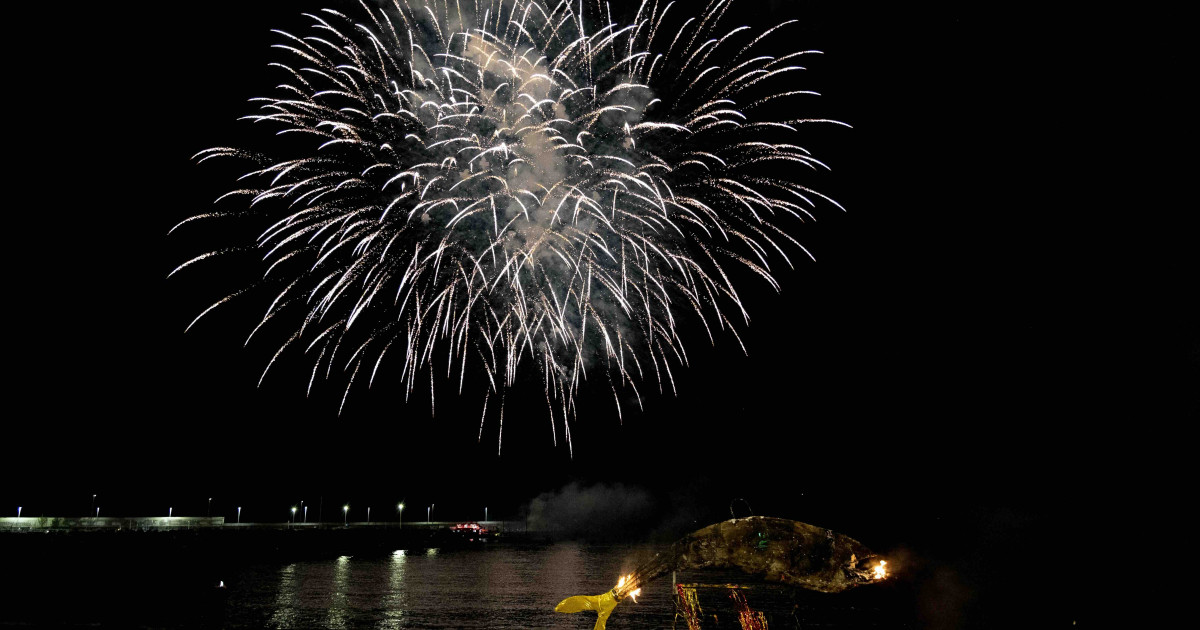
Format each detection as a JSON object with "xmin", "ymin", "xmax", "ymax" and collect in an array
[{"xmin": 555, "ymin": 516, "xmax": 889, "ymax": 629}]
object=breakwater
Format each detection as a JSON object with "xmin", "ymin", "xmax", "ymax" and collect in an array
[
  {"xmin": 0, "ymin": 519, "xmax": 536, "ymax": 562},
  {"xmin": 0, "ymin": 516, "xmax": 523, "ymax": 531},
  {"xmin": 4, "ymin": 527, "xmax": 412, "ymax": 561}
]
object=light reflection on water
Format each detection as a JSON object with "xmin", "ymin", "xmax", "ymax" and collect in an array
[
  {"xmin": 266, "ymin": 563, "xmax": 297, "ymax": 628},
  {"xmin": 1, "ymin": 539, "xmax": 901, "ymax": 628},
  {"xmin": 380, "ymin": 550, "xmax": 408, "ymax": 629},
  {"xmin": 226, "ymin": 542, "xmax": 674, "ymax": 629},
  {"xmin": 326, "ymin": 555, "xmax": 350, "ymax": 629}
]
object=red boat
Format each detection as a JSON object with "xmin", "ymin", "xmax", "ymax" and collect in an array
[{"xmin": 447, "ymin": 522, "xmax": 496, "ymax": 541}]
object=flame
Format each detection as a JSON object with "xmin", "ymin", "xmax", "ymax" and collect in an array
[
  {"xmin": 873, "ymin": 560, "xmax": 887, "ymax": 580},
  {"xmin": 616, "ymin": 574, "xmax": 642, "ymax": 602}
]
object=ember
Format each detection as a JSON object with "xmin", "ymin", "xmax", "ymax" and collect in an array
[{"xmin": 616, "ymin": 574, "xmax": 643, "ymax": 602}]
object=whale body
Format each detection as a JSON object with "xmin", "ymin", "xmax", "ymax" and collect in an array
[{"xmin": 556, "ymin": 516, "xmax": 888, "ymax": 629}]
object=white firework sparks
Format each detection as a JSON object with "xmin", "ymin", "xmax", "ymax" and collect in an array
[{"xmin": 175, "ymin": 0, "xmax": 847, "ymax": 454}]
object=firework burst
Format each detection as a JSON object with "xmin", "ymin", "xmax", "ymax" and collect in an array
[{"xmin": 174, "ymin": 0, "xmax": 847, "ymax": 454}]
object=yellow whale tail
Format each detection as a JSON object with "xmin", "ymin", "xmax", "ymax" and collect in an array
[{"xmin": 554, "ymin": 590, "xmax": 620, "ymax": 630}]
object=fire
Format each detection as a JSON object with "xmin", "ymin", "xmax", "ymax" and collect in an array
[
  {"xmin": 616, "ymin": 574, "xmax": 642, "ymax": 602},
  {"xmin": 873, "ymin": 561, "xmax": 887, "ymax": 580}
]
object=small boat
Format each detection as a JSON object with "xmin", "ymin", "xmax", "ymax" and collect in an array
[{"xmin": 446, "ymin": 522, "xmax": 497, "ymax": 542}]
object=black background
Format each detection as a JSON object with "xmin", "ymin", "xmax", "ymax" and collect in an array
[{"xmin": 7, "ymin": 1, "xmax": 1182, "ymax": 626}]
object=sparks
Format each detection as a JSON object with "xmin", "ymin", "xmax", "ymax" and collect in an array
[
  {"xmin": 616, "ymin": 574, "xmax": 641, "ymax": 602},
  {"xmin": 180, "ymin": 0, "xmax": 846, "ymax": 446}
]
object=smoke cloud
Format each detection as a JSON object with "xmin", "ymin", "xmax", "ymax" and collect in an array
[{"xmin": 525, "ymin": 481, "xmax": 657, "ymax": 539}]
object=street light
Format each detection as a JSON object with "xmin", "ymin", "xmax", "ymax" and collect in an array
[
  {"xmin": 237, "ymin": 506, "xmax": 242, "ymax": 524},
  {"xmin": 367, "ymin": 507, "xmax": 371, "ymax": 524},
  {"xmin": 343, "ymin": 504, "xmax": 349, "ymax": 526},
  {"xmin": 208, "ymin": 497, "xmax": 212, "ymax": 518},
  {"xmin": 304, "ymin": 505, "xmax": 308, "ymax": 523},
  {"xmin": 427, "ymin": 506, "xmax": 430, "ymax": 522},
  {"xmin": 16, "ymin": 506, "xmax": 20, "ymax": 518},
  {"xmin": 91, "ymin": 494, "xmax": 96, "ymax": 517},
  {"xmin": 398, "ymin": 503, "xmax": 404, "ymax": 529},
  {"xmin": 485, "ymin": 506, "xmax": 488, "ymax": 522},
  {"xmin": 291, "ymin": 507, "xmax": 297, "ymax": 524},
  {"xmin": 96, "ymin": 507, "xmax": 99, "ymax": 517},
  {"xmin": 169, "ymin": 507, "xmax": 173, "ymax": 518}
]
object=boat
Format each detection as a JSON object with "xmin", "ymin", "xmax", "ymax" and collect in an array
[{"xmin": 446, "ymin": 522, "xmax": 497, "ymax": 542}]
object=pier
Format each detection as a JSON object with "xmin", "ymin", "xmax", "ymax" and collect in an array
[
  {"xmin": 0, "ymin": 516, "xmax": 540, "ymax": 563},
  {"xmin": 0, "ymin": 517, "xmax": 523, "ymax": 532}
]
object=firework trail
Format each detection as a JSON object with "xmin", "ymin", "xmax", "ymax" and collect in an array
[{"xmin": 175, "ymin": 0, "xmax": 847, "ymax": 454}]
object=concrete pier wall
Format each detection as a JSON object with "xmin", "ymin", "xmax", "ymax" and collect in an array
[
  {"xmin": 0, "ymin": 516, "xmax": 226, "ymax": 530},
  {"xmin": 0, "ymin": 517, "xmax": 526, "ymax": 531}
]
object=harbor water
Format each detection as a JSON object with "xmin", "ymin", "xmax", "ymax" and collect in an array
[{"xmin": 1, "ymin": 535, "xmax": 909, "ymax": 628}]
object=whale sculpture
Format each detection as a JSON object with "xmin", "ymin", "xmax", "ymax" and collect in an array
[{"xmin": 555, "ymin": 516, "xmax": 889, "ymax": 629}]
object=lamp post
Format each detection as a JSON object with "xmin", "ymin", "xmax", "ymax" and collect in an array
[
  {"xmin": 169, "ymin": 507, "xmax": 173, "ymax": 518},
  {"xmin": 427, "ymin": 506, "xmax": 430, "ymax": 522},
  {"xmin": 398, "ymin": 503, "xmax": 404, "ymax": 529},
  {"xmin": 91, "ymin": 494, "xmax": 96, "ymax": 517},
  {"xmin": 16, "ymin": 506, "xmax": 20, "ymax": 518},
  {"xmin": 485, "ymin": 506, "xmax": 488, "ymax": 522},
  {"xmin": 367, "ymin": 507, "xmax": 371, "ymax": 524},
  {"xmin": 96, "ymin": 507, "xmax": 99, "ymax": 517},
  {"xmin": 343, "ymin": 505, "xmax": 349, "ymax": 526},
  {"xmin": 304, "ymin": 505, "xmax": 308, "ymax": 523},
  {"xmin": 208, "ymin": 498, "xmax": 212, "ymax": 518},
  {"xmin": 237, "ymin": 506, "xmax": 242, "ymax": 524},
  {"xmin": 291, "ymin": 507, "xmax": 297, "ymax": 524}
]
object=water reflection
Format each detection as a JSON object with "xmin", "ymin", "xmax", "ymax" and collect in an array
[
  {"xmin": 267, "ymin": 563, "xmax": 298, "ymax": 628},
  {"xmin": 239, "ymin": 542, "xmax": 892, "ymax": 629},
  {"xmin": 380, "ymin": 551, "xmax": 408, "ymax": 630},
  {"xmin": 248, "ymin": 544, "xmax": 674, "ymax": 628},
  {"xmin": 324, "ymin": 556, "xmax": 350, "ymax": 629}
]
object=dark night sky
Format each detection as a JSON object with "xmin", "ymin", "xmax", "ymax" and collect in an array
[
  {"xmin": 9, "ymin": 7, "xmax": 1180, "ymax": 622},
  {"xmin": 10, "ymin": 0, "xmax": 1104, "ymax": 509}
]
